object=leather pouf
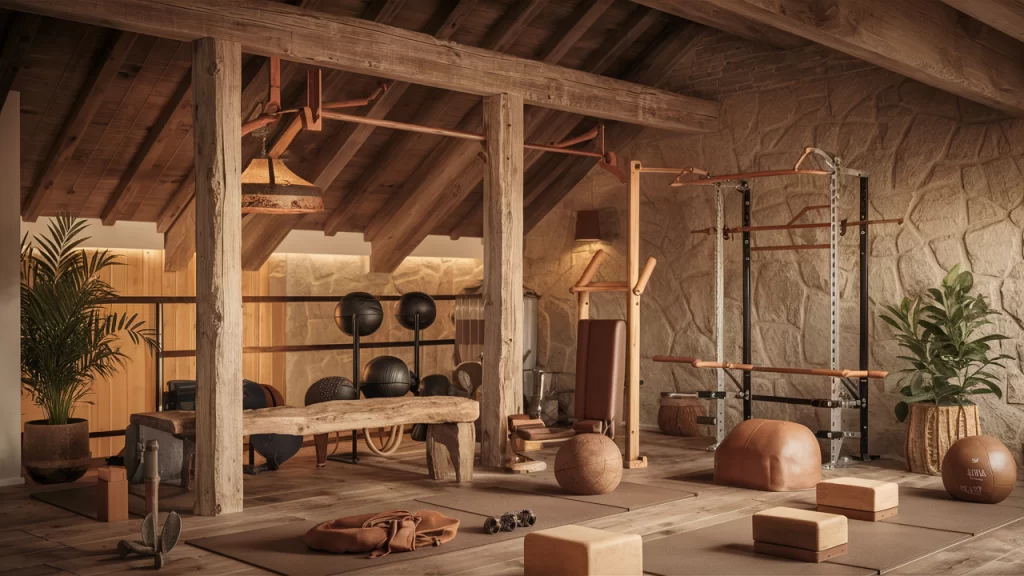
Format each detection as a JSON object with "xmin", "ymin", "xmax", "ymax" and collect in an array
[
  {"xmin": 941, "ymin": 435, "xmax": 1017, "ymax": 504},
  {"xmin": 658, "ymin": 395, "xmax": 706, "ymax": 437},
  {"xmin": 714, "ymin": 419, "xmax": 821, "ymax": 491},
  {"xmin": 554, "ymin": 434, "xmax": 622, "ymax": 495}
]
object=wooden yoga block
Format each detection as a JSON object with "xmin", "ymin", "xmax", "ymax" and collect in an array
[
  {"xmin": 525, "ymin": 525, "xmax": 642, "ymax": 576},
  {"xmin": 816, "ymin": 477, "xmax": 899, "ymax": 521},
  {"xmin": 657, "ymin": 395, "xmax": 706, "ymax": 437},
  {"xmin": 752, "ymin": 507, "xmax": 847, "ymax": 562},
  {"xmin": 97, "ymin": 466, "xmax": 129, "ymax": 522}
]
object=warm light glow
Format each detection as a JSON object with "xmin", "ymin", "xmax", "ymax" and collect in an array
[{"xmin": 241, "ymin": 157, "xmax": 324, "ymax": 214}]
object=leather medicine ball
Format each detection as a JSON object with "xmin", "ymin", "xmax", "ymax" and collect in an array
[
  {"xmin": 942, "ymin": 435, "xmax": 1017, "ymax": 504},
  {"xmin": 361, "ymin": 355, "xmax": 412, "ymax": 399},
  {"xmin": 335, "ymin": 292, "xmax": 383, "ymax": 337},
  {"xmin": 395, "ymin": 292, "xmax": 436, "ymax": 330}
]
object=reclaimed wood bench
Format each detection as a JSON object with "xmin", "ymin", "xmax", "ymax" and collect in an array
[{"xmin": 130, "ymin": 396, "xmax": 478, "ymax": 483}]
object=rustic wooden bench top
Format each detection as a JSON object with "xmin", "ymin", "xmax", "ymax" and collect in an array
[{"xmin": 130, "ymin": 396, "xmax": 480, "ymax": 437}]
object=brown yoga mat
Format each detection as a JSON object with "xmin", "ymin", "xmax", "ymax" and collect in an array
[
  {"xmin": 663, "ymin": 469, "xmax": 716, "ymax": 485},
  {"xmin": 502, "ymin": 480, "xmax": 696, "ymax": 511},
  {"xmin": 190, "ymin": 497, "xmax": 620, "ymax": 576},
  {"xmin": 416, "ymin": 485, "xmax": 623, "ymax": 522},
  {"xmin": 791, "ymin": 486, "xmax": 1024, "ymax": 536},
  {"xmin": 643, "ymin": 517, "xmax": 874, "ymax": 576},
  {"xmin": 31, "ymin": 484, "xmax": 138, "ymax": 521}
]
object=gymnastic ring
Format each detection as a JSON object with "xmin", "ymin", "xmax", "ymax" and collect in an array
[{"xmin": 362, "ymin": 425, "xmax": 404, "ymax": 456}]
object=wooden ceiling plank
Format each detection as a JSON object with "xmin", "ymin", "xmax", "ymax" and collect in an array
[
  {"xmin": 22, "ymin": 29, "xmax": 138, "ymax": 222},
  {"xmin": 941, "ymin": 0, "xmax": 1024, "ymax": 43},
  {"xmin": 630, "ymin": 0, "xmax": 808, "ymax": 49},
  {"xmin": 0, "ymin": 11, "xmax": 41, "ymax": 101},
  {"xmin": 7, "ymin": 0, "xmax": 719, "ymax": 132},
  {"xmin": 157, "ymin": 166, "xmax": 193, "ymax": 233},
  {"xmin": 319, "ymin": 0, "xmax": 479, "ymax": 237},
  {"xmin": 655, "ymin": 0, "xmax": 1024, "ymax": 115},
  {"xmin": 100, "ymin": 56, "xmax": 191, "ymax": 225},
  {"xmin": 536, "ymin": 0, "xmax": 614, "ymax": 63}
]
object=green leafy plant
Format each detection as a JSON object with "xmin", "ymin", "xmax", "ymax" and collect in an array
[
  {"xmin": 880, "ymin": 265, "xmax": 1011, "ymax": 423},
  {"xmin": 21, "ymin": 216, "xmax": 158, "ymax": 425}
]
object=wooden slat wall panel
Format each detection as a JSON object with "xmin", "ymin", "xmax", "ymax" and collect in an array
[{"xmin": 19, "ymin": 249, "xmax": 286, "ymax": 458}]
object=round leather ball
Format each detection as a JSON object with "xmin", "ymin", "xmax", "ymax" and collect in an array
[
  {"xmin": 554, "ymin": 433, "xmax": 622, "ymax": 495},
  {"xmin": 334, "ymin": 292, "xmax": 383, "ymax": 337},
  {"xmin": 361, "ymin": 355, "xmax": 412, "ymax": 399},
  {"xmin": 304, "ymin": 376, "xmax": 357, "ymax": 406},
  {"xmin": 942, "ymin": 435, "xmax": 1017, "ymax": 504},
  {"xmin": 395, "ymin": 292, "xmax": 436, "ymax": 330}
]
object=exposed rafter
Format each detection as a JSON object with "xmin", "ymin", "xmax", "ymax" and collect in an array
[
  {"xmin": 0, "ymin": 11, "xmax": 41, "ymax": 102},
  {"xmin": 941, "ymin": 0, "xmax": 1024, "ymax": 43},
  {"xmin": 631, "ymin": 0, "xmax": 807, "ymax": 49},
  {"xmin": 645, "ymin": 0, "xmax": 1024, "ymax": 115},
  {"xmin": 22, "ymin": 29, "xmax": 137, "ymax": 222}
]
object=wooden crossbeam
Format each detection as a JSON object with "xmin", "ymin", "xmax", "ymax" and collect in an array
[
  {"xmin": 631, "ymin": 0, "xmax": 808, "ymax": 49},
  {"xmin": 100, "ymin": 64, "xmax": 191, "ymax": 225},
  {"xmin": 7, "ymin": 0, "xmax": 719, "ymax": 132},
  {"xmin": 656, "ymin": 0, "xmax": 1024, "ymax": 115},
  {"xmin": 0, "ymin": 12, "xmax": 41, "ymax": 102},
  {"xmin": 941, "ymin": 0, "xmax": 1024, "ymax": 43},
  {"xmin": 22, "ymin": 30, "xmax": 138, "ymax": 222},
  {"xmin": 366, "ymin": 4, "xmax": 656, "ymax": 271}
]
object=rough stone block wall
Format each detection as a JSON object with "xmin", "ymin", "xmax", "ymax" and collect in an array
[{"xmin": 525, "ymin": 30, "xmax": 1024, "ymax": 476}]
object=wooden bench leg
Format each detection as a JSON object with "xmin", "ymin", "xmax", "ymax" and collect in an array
[
  {"xmin": 426, "ymin": 423, "xmax": 474, "ymax": 483},
  {"xmin": 314, "ymin": 433, "xmax": 329, "ymax": 468}
]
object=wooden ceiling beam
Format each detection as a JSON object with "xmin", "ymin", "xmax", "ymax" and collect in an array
[
  {"xmin": 631, "ymin": 0, "xmax": 807, "ymax": 49},
  {"xmin": 22, "ymin": 29, "xmax": 138, "ymax": 222},
  {"xmin": 651, "ymin": 0, "xmax": 1024, "ymax": 115},
  {"xmin": 941, "ymin": 0, "xmax": 1024, "ymax": 43},
  {"xmin": 100, "ymin": 60, "xmax": 191, "ymax": 225},
  {"xmin": 0, "ymin": 11, "xmax": 41, "ymax": 102},
  {"xmin": 7, "ymin": 0, "xmax": 719, "ymax": 132}
]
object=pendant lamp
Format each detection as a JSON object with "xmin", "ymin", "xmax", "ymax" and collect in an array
[
  {"xmin": 574, "ymin": 210, "xmax": 602, "ymax": 242},
  {"xmin": 240, "ymin": 156, "xmax": 324, "ymax": 214}
]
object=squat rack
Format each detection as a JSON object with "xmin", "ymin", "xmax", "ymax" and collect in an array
[{"xmin": 645, "ymin": 148, "xmax": 902, "ymax": 467}]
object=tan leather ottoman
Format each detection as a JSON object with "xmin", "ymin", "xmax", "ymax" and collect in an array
[
  {"xmin": 714, "ymin": 418, "xmax": 821, "ymax": 491},
  {"xmin": 752, "ymin": 507, "xmax": 848, "ymax": 563},
  {"xmin": 524, "ymin": 525, "xmax": 642, "ymax": 576},
  {"xmin": 817, "ymin": 477, "xmax": 899, "ymax": 521}
]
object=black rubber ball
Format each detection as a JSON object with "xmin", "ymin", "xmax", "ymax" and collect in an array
[
  {"xmin": 242, "ymin": 379, "xmax": 268, "ymax": 411},
  {"xmin": 420, "ymin": 374, "xmax": 455, "ymax": 397},
  {"xmin": 335, "ymin": 292, "xmax": 383, "ymax": 337},
  {"xmin": 305, "ymin": 376, "xmax": 358, "ymax": 406},
  {"xmin": 395, "ymin": 292, "xmax": 436, "ymax": 330},
  {"xmin": 361, "ymin": 355, "xmax": 412, "ymax": 398}
]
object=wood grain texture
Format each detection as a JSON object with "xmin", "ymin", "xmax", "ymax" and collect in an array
[
  {"xmin": 426, "ymin": 421, "xmax": 475, "ymax": 483},
  {"xmin": 132, "ymin": 397, "xmax": 479, "ymax": 436},
  {"xmin": 693, "ymin": 0, "xmax": 1024, "ymax": 114},
  {"xmin": 941, "ymin": 0, "xmax": 1024, "ymax": 42},
  {"xmin": 480, "ymin": 93, "xmax": 524, "ymax": 469},
  {"xmin": 0, "ymin": 12, "xmax": 41, "ymax": 102},
  {"xmin": 6, "ymin": 0, "xmax": 719, "ymax": 132},
  {"xmin": 625, "ymin": 160, "xmax": 644, "ymax": 468},
  {"xmin": 21, "ymin": 29, "xmax": 137, "ymax": 221},
  {"xmin": 631, "ymin": 0, "xmax": 809, "ymax": 48},
  {"xmin": 191, "ymin": 36, "xmax": 243, "ymax": 517}
]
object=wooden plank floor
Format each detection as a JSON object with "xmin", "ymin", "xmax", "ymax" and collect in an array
[{"xmin": 2, "ymin": 432, "xmax": 1023, "ymax": 576}]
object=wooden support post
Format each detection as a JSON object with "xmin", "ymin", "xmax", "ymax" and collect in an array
[
  {"xmin": 480, "ymin": 92, "xmax": 524, "ymax": 469},
  {"xmin": 192, "ymin": 37, "xmax": 243, "ymax": 516},
  {"xmin": 625, "ymin": 161, "xmax": 646, "ymax": 468},
  {"xmin": 426, "ymin": 422, "xmax": 475, "ymax": 483}
]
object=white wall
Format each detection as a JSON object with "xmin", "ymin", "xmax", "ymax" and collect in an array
[{"xmin": 1, "ymin": 92, "xmax": 23, "ymax": 487}]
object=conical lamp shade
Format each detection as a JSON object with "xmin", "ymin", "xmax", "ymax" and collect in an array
[{"xmin": 241, "ymin": 157, "xmax": 325, "ymax": 214}]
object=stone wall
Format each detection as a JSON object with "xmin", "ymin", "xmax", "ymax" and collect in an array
[
  {"xmin": 524, "ymin": 30, "xmax": 1024, "ymax": 475},
  {"xmin": 271, "ymin": 254, "xmax": 482, "ymax": 403}
]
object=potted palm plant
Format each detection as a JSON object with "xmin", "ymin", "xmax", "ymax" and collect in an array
[
  {"xmin": 21, "ymin": 216, "xmax": 157, "ymax": 484},
  {"xmin": 880, "ymin": 265, "xmax": 1010, "ymax": 475}
]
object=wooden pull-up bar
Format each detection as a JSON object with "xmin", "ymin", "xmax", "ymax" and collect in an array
[{"xmin": 652, "ymin": 355, "xmax": 888, "ymax": 380}]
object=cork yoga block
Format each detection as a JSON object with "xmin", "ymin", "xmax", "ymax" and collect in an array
[
  {"xmin": 817, "ymin": 477, "xmax": 899, "ymax": 521},
  {"xmin": 714, "ymin": 419, "xmax": 821, "ymax": 491},
  {"xmin": 657, "ymin": 395, "xmax": 706, "ymax": 437},
  {"xmin": 752, "ymin": 507, "xmax": 848, "ymax": 552},
  {"xmin": 525, "ymin": 525, "xmax": 642, "ymax": 576}
]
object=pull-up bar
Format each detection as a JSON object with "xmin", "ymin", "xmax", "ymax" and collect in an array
[
  {"xmin": 693, "ymin": 217, "xmax": 904, "ymax": 236},
  {"xmin": 652, "ymin": 355, "xmax": 888, "ymax": 380}
]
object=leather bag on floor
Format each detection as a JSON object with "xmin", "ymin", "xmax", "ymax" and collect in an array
[{"xmin": 305, "ymin": 510, "xmax": 459, "ymax": 558}]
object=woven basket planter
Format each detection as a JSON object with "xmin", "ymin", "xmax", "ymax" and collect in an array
[{"xmin": 904, "ymin": 403, "xmax": 980, "ymax": 476}]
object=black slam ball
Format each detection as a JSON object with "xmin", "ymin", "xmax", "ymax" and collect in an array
[
  {"xmin": 305, "ymin": 376, "xmax": 358, "ymax": 406},
  {"xmin": 335, "ymin": 292, "xmax": 384, "ymax": 337},
  {"xmin": 395, "ymin": 292, "xmax": 436, "ymax": 330},
  {"xmin": 361, "ymin": 356, "xmax": 412, "ymax": 398}
]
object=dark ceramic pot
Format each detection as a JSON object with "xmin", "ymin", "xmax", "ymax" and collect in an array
[{"xmin": 23, "ymin": 418, "xmax": 91, "ymax": 484}]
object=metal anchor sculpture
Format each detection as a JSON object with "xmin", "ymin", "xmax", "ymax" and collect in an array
[{"xmin": 117, "ymin": 440, "xmax": 182, "ymax": 569}]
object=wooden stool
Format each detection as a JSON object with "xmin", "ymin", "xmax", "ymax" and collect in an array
[
  {"xmin": 658, "ymin": 394, "xmax": 706, "ymax": 437},
  {"xmin": 97, "ymin": 466, "xmax": 128, "ymax": 522},
  {"xmin": 525, "ymin": 525, "xmax": 642, "ymax": 576},
  {"xmin": 752, "ymin": 507, "xmax": 848, "ymax": 563},
  {"xmin": 817, "ymin": 477, "xmax": 899, "ymax": 521}
]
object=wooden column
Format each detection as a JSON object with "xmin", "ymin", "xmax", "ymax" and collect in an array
[
  {"xmin": 192, "ymin": 37, "xmax": 243, "ymax": 516},
  {"xmin": 625, "ymin": 162, "xmax": 647, "ymax": 468},
  {"xmin": 480, "ymin": 93, "xmax": 524, "ymax": 469}
]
